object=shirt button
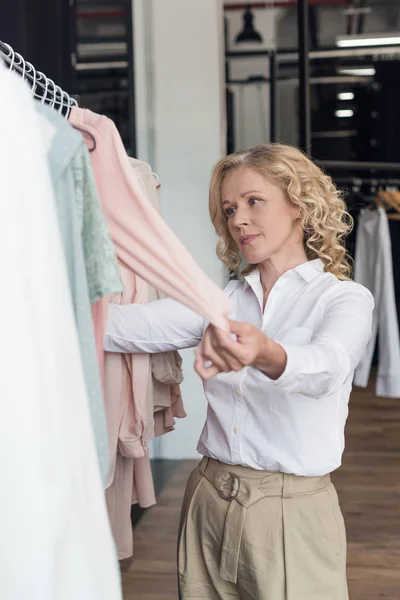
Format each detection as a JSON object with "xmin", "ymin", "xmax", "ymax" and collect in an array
[
  {"xmin": 234, "ymin": 386, "xmax": 241, "ymax": 396},
  {"xmin": 233, "ymin": 428, "xmax": 238, "ymax": 435}
]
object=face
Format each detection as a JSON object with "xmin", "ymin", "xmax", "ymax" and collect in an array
[{"xmin": 221, "ymin": 167, "xmax": 302, "ymax": 266}]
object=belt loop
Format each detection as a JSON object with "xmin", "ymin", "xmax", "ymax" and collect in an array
[
  {"xmin": 199, "ymin": 456, "xmax": 209, "ymax": 476},
  {"xmin": 282, "ymin": 473, "xmax": 292, "ymax": 498}
]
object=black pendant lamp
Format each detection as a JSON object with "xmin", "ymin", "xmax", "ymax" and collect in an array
[{"xmin": 235, "ymin": 5, "xmax": 263, "ymax": 44}]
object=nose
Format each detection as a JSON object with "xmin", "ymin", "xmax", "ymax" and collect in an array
[{"xmin": 231, "ymin": 206, "xmax": 250, "ymax": 229}]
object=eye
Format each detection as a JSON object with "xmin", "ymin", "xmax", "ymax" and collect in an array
[
  {"xmin": 225, "ymin": 206, "xmax": 236, "ymax": 217},
  {"xmin": 249, "ymin": 197, "xmax": 262, "ymax": 206}
]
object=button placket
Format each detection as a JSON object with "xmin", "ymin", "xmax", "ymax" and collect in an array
[
  {"xmin": 262, "ymin": 280, "xmax": 288, "ymax": 330},
  {"xmin": 231, "ymin": 374, "xmax": 246, "ymax": 462}
]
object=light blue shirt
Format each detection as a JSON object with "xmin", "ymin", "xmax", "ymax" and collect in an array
[{"xmin": 36, "ymin": 102, "xmax": 123, "ymax": 484}]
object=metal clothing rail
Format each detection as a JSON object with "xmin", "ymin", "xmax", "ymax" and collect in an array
[
  {"xmin": 278, "ymin": 44, "xmax": 400, "ymax": 63},
  {"xmin": 226, "ymin": 45, "xmax": 400, "ymax": 61},
  {"xmin": 0, "ymin": 40, "xmax": 78, "ymax": 117},
  {"xmin": 319, "ymin": 160, "xmax": 400, "ymax": 173},
  {"xmin": 335, "ymin": 177, "xmax": 400, "ymax": 187}
]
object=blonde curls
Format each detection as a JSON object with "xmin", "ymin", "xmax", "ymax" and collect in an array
[{"xmin": 209, "ymin": 143, "xmax": 353, "ymax": 280}]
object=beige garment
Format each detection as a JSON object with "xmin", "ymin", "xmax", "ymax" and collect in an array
[
  {"xmin": 105, "ymin": 453, "xmax": 155, "ymax": 560},
  {"xmin": 178, "ymin": 458, "xmax": 348, "ymax": 600},
  {"xmin": 105, "ymin": 265, "xmax": 153, "ymax": 484},
  {"xmin": 129, "ymin": 157, "xmax": 186, "ymax": 436},
  {"xmin": 106, "ymin": 161, "xmax": 186, "ymax": 561},
  {"xmin": 104, "ymin": 265, "xmax": 156, "ymax": 561}
]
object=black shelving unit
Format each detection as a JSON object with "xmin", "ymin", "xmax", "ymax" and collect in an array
[
  {"xmin": 72, "ymin": 0, "xmax": 136, "ymax": 155},
  {"xmin": 225, "ymin": 4, "xmax": 400, "ymax": 170}
]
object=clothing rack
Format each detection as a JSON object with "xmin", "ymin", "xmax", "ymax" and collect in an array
[
  {"xmin": 319, "ymin": 160, "xmax": 400, "ymax": 173},
  {"xmin": 335, "ymin": 175, "xmax": 400, "ymax": 220},
  {"xmin": 335, "ymin": 176, "xmax": 400, "ymax": 188},
  {"xmin": 0, "ymin": 40, "xmax": 78, "ymax": 117}
]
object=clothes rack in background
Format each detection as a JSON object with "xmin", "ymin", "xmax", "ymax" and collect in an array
[
  {"xmin": 335, "ymin": 177, "xmax": 400, "ymax": 187},
  {"xmin": 319, "ymin": 160, "xmax": 400, "ymax": 173},
  {"xmin": 330, "ymin": 167, "xmax": 400, "ymax": 221},
  {"xmin": 0, "ymin": 40, "xmax": 77, "ymax": 117},
  {"xmin": 321, "ymin": 162, "xmax": 400, "ymax": 220}
]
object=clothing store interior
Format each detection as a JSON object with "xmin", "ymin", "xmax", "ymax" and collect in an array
[{"xmin": 1, "ymin": 0, "xmax": 400, "ymax": 599}]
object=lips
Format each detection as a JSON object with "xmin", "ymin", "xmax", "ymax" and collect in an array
[{"xmin": 240, "ymin": 234, "xmax": 261, "ymax": 245}]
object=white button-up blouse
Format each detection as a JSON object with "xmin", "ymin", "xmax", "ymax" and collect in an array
[{"xmin": 105, "ymin": 259, "xmax": 373, "ymax": 476}]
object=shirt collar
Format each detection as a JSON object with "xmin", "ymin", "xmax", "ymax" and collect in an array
[
  {"xmin": 243, "ymin": 259, "xmax": 325, "ymax": 291},
  {"xmin": 294, "ymin": 258, "xmax": 325, "ymax": 282}
]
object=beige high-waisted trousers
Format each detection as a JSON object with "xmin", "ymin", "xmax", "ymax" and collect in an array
[{"xmin": 178, "ymin": 457, "xmax": 348, "ymax": 600}]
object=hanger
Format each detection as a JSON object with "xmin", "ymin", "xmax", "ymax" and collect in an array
[
  {"xmin": 37, "ymin": 71, "xmax": 49, "ymax": 103},
  {"xmin": 1, "ymin": 40, "xmax": 78, "ymax": 120},
  {"xmin": 376, "ymin": 189, "xmax": 400, "ymax": 220},
  {"xmin": 26, "ymin": 61, "xmax": 37, "ymax": 97},
  {"xmin": 59, "ymin": 90, "xmax": 69, "ymax": 116},
  {"xmin": 387, "ymin": 189, "xmax": 400, "ymax": 212},
  {"xmin": 72, "ymin": 126, "xmax": 96, "ymax": 152},
  {"xmin": 3, "ymin": 42, "xmax": 15, "ymax": 69}
]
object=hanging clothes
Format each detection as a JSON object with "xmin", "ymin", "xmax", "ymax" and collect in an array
[
  {"xmin": 104, "ymin": 159, "xmax": 186, "ymax": 560},
  {"xmin": 35, "ymin": 102, "xmax": 123, "ymax": 484},
  {"xmin": 0, "ymin": 66, "xmax": 121, "ymax": 600},
  {"xmin": 129, "ymin": 157, "xmax": 186, "ymax": 434},
  {"xmin": 68, "ymin": 106, "xmax": 231, "ymax": 559},
  {"xmin": 104, "ymin": 265, "xmax": 153, "ymax": 484},
  {"xmin": 68, "ymin": 107, "xmax": 231, "ymax": 332},
  {"xmin": 354, "ymin": 207, "xmax": 400, "ymax": 397}
]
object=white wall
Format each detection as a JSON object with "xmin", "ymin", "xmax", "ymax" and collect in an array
[{"xmin": 133, "ymin": 0, "xmax": 227, "ymax": 459}]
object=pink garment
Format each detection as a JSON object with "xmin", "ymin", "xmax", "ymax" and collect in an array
[
  {"xmin": 129, "ymin": 157, "xmax": 187, "ymax": 438},
  {"xmin": 69, "ymin": 107, "xmax": 230, "ymax": 560},
  {"xmin": 104, "ymin": 265, "xmax": 152, "ymax": 488},
  {"xmin": 68, "ymin": 107, "xmax": 231, "ymax": 332},
  {"xmin": 103, "ymin": 264, "xmax": 156, "ymax": 560}
]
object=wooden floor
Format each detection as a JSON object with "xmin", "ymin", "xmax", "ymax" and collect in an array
[{"xmin": 122, "ymin": 382, "xmax": 400, "ymax": 599}]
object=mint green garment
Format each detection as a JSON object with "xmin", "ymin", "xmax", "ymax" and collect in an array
[{"xmin": 36, "ymin": 102, "xmax": 123, "ymax": 484}]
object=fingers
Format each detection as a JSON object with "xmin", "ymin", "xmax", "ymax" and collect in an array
[
  {"xmin": 214, "ymin": 345, "xmax": 244, "ymax": 372},
  {"xmin": 195, "ymin": 321, "xmax": 260, "ymax": 381},
  {"xmin": 206, "ymin": 330, "xmax": 234, "ymax": 372},
  {"xmin": 194, "ymin": 356, "xmax": 220, "ymax": 380},
  {"xmin": 194, "ymin": 330, "xmax": 245, "ymax": 381},
  {"xmin": 211, "ymin": 329, "xmax": 244, "ymax": 364},
  {"xmin": 194, "ymin": 344, "xmax": 220, "ymax": 379},
  {"xmin": 228, "ymin": 320, "xmax": 252, "ymax": 337}
]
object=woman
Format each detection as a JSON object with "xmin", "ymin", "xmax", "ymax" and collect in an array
[{"xmin": 105, "ymin": 144, "xmax": 373, "ymax": 600}]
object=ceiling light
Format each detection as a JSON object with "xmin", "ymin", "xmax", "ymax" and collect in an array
[
  {"xmin": 337, "ymin": 33, "xmax": 400, "ymax": 48},
  {"xmin": 338, "ymin": 92, "xmax": 354, "ymax": 101},
  {"xmin": 335, "ymin": 109, "xmax": 354, "ymax": 118},
  {"xmin": 235, "ymin": 7, "xmax": 263, "ymax": 44},
  {"xmin": 338, "ymin": 67, "xmax": 376, "ymax": 76}
]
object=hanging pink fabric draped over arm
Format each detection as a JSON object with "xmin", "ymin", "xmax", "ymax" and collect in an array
[{"xmin": 68, "ymin": 107, "xmax": 231, "ymax": 333}]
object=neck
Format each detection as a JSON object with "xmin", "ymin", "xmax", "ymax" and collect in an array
[{"xmin": 258, "ymin": 245, "xmax": 308, "ymax": 295}]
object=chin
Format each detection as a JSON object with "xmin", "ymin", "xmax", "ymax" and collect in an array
[{"xmin": 242, "ymin": 249, "xmax": 272, "ymax": 264}]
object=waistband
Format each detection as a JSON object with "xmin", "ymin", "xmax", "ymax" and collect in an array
[{"xmin": 199, "ymin": 457, "xmax": 330, "ymax": 583}]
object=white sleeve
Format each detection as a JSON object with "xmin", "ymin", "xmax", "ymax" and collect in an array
[
  {"xmin": 261, "ymin": 282, "xmax": 374, "ymax": 399},
  {"xmin": 104, "ymin": 297, "xmax": 205, "ymax": 353}
]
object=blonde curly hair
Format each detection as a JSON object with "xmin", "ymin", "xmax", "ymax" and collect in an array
[{"xmin": 209, "ymin": 143, "xmax": 353, "ymax": 280}]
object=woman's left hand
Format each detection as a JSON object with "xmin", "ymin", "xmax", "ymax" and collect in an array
[{"xmin": 194, "ymin": 320, "xmax": 271, "ymax": 380}]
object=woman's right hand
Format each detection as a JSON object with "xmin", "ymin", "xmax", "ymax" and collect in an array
[{"xmin": 195, "ymin": 324, "xmax": 243, "ymax": 379}]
